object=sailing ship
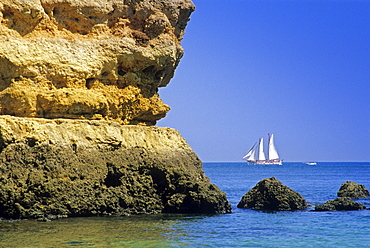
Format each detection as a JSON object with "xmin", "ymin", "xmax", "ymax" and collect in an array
[{"xmin": 243, "ymin": 133, "xmax": 283, "ymax": 165}]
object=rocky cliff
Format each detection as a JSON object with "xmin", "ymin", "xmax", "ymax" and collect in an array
[
  {"xmin": 0, "ymin": 0, "xmax": 195, "ymax": 125},
  {"xmin": 0, "ymin": 116, "xmax": 231, "ymax": 219},
  {"xmin": 0, "ymin": 0, "xmax": 232, "ymax": 219}
]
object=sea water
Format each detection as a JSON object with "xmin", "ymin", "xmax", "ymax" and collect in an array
[{"xmin": 0, "ymin": 162, "xmax": 369, "ymax": 247}]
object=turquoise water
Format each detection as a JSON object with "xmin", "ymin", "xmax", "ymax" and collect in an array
[{"xmin": 0, "ymin": 162, "xmax": 369, "ymax": 247}]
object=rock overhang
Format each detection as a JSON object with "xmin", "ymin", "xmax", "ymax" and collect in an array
[{"xmin": 0, "ymin": 0, "xmax": 195, "ymax": 125}]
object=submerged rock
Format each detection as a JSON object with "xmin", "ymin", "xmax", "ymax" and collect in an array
[
  {"xmin": 0, "ymin": 116, "xmax": 231, "ymax": 219},
  {"xmin": 337, "ymin": 181, "xmax": 370, "ymax": 199},
  {"xmin": 314, "ymin": 197, "xmax": 365, "ymax": 211},
  {"xmin": 237, "ymin": 177, "xmax": 307, "ymax": 211}
]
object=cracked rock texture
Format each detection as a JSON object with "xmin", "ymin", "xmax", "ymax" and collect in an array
[
  {"xmin": 0, "ymin": 116, "xmax": 231, "ymax": 219},
  {"xmin": 0, "ymin": 0, "xmax": 195, "ymax": 125}
]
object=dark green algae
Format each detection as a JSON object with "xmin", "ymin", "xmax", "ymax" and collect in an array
[{"xmin": 0, "ymin": 140, "xmax": 231, "ymax": 220}]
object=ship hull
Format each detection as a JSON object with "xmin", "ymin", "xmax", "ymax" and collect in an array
[{"xmin": 246, "ymin": 160, "xmax": 283, "ymax": 165}]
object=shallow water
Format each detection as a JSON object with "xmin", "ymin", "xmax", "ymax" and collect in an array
[
  {"xmin": 0, "ymin": 162, "xmax": 369, "ymax": 247},
  {"xmin": 0, "ymin": 215, "xmax": 192, "ymax": 247}
]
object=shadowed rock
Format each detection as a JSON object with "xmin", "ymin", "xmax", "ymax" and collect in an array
[
  {"xmin": 314, "ymin": 197, "xmax": 365, "ymax": 211},
  {"xmin": 337, "ymin": 181, "xmax": 370, "ymax": 199},
  {"xmin": 0, "ymin": 116, "xmax": 231, "ymax": 219},
  {"xmin": 237, "ymin": 177, "xmax": 307, "ymax": 211}
]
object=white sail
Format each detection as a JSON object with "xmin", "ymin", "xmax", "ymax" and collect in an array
[
  {"xmin": 258, "ymin": 138, "xmax": 266, "ymax": 161},
  {"xmin": 243, "ymin": 142, "xmax": 255, "ymax": 158},
  {"xmin": 243, "ymin": 142, "xmax": 257, "ymax": 161},
  {"xmin": 268, "ymin": 134, "xmax": 280, "ymax": 160},
  {"xmin": 248, "ymin": 147, "xmax": 257, "ymax": 161},
  {"xmin": 243, "ymin": 134, "xmax": 282, "ymax": 165}
]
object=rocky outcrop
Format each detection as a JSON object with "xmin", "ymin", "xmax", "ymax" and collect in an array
[
  {"xmin": 0, "ymin": 0, "xmax": 233, "ymax": 219},
  {"xmin": 314, "ymin": 181, "xmax": 369, "ymax": 211},
  {"xmin": 337, "ymin": 181, "xmax": 370, "ymax": 199},
  {"xmin": 0, "ymin": 115, "xmax": 231, "ymax": 219},
  {"xmin": 237, "ymin": 177, "xmax": 307, "ymax": 211},
  {"xmin": 314, "ymin": 197, "xmax": 365, "ymax": 211},
  {"xmin": 0, "ymin": 0, "xmax": 195, "ymax": 125},
  {"xmin": 0, "ymin": 0, "xmax": 232, "ymax": 219}
]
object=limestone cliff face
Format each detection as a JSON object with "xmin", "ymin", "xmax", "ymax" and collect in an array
[
  {"xmin": 0, "ymin": 0, "xmax": 195, "ymax": 125},
  {"xmin": 0, "ymin": 0, "xmax": 232, "ymax": 219},
  {"xmin": 0, "ymin": 116, "xmax": 231, "ymax": 218}
]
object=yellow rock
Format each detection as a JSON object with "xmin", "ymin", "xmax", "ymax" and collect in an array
[
  {"xmin": 0, "ymin": 0, "xmax": 195, "ymax": 125},
  {"xmin": 0, "ymin": 2, "xmax": 233, "ymax": 218},
  {"xmin": 0, "ymin": 115, "xmax": 192, "ymax": 153}
]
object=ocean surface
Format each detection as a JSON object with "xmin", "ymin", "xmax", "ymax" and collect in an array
[{"xmin": 0, "ymin": 162, "xmax": 369, "ymax": 247}]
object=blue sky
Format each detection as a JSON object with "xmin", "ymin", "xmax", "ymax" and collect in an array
[{"xmin": 158, "ymin": 0, "xmax": 370, "ymax": 162}]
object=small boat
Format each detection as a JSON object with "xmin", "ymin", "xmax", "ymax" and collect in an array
[
  {"xmin": 243, "ymin": 133, "xmax": 283, "ymax": 165},
  {"xmin": 303, "ymin": 162, "xmax": 317, "ymax": 165}
]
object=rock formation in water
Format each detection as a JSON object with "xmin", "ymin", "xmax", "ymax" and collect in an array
[
  {"xmin": 0, "ymin": 0, "xmax": 232, "ymax": 219},
  {"xmin": 0, "ymin": 0, "xmax": 195, "ymax": 125},
  {"xmin": 337, "ymin": 181, "xmax": 370, "ymax": 199},
  {"xmin": 314, "ymin": 197, "xmax": 365, "ymax": 211},
  {"xmin": 237, "ymin": 177, "xmax": 307, "ymax": 211},
  {"xmin": 0, "ymin": 116, "xmax": 231, "ymax": 219},
  {"xmin": 313, "ymin": 181, "xmax": 369, "ymax": 211}
]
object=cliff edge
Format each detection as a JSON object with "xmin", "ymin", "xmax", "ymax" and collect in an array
[
  {"xmin": 0, "ymin": 0, "xmax": 232, "ymax": 219},
  {"xmin": 0, "ymin": 0, "xmax": 195, "ymax": 125}
]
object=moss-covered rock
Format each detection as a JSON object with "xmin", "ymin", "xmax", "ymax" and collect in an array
[
  {"xmin": 0, "ymin": 116, "xmax": 231, "ymax": 219},
  {"xmin": 314, "ymin": 197, "xmax": 365, "ymax": 211},
  {"xmin": 237, "ymin": 177, "xmax": 307, "ymax": 211},
  {"xmin": 337, "ymin": 181, "xmax": 370, "ymax": 199}
]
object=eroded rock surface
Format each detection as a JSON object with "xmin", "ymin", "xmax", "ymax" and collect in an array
[
  {"xmin": 237, "ymin": 177, "xmax": 307, "ymax": 211},
  {"xmin": 0, "ymin": 0, "xmax": 233, "ymax": 219},
  {"xmin": 337, "ymin": 181, "xmax": 370, "ymax": 199},
  {"xmin": 0, "ymin": 0, "xmax": 195, "ymax": 125},
  {"xmin": 314, "ymin": 197, "xmax": 365, "ymax": 211},
  {"xmin": 0, "ymin": 116, "xmax": 231, "ymax": 219}
]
